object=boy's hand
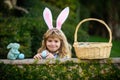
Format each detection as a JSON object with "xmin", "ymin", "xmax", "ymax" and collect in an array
[
  {"xmin": 33, "ymin": 53, "xmax": 42, "ymax": 59},
  {"xmin": 46, "ymin": 53, "xmax": 54, "ymax": 59}
]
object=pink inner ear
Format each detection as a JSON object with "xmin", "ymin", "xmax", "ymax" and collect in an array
[
  {"xmin": 44, "ymin": 13, "xmax": 53, "ymax": 29},
  {"xmin": 45, "ymin": 13, "xmax": 51, "ymax": 26},
  {"xmin": 57, "ymin": 21, "xmax": 61, "ymax": 29}
]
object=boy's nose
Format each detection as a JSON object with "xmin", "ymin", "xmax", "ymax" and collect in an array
[{"xmin": 51, "ymin": 42, "xmax": 55, "ymax": 45}]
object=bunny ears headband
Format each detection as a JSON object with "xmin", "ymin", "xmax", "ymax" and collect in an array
[{"xmin": 43, "ymin": 7, "xmax": 69, "ymax": 30}]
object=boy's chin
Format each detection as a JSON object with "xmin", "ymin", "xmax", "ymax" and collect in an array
[{"xmin": 48, "ymin": 50, "xmax": 58, "ymax": 53}]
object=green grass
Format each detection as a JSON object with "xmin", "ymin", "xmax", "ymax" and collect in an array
[
  {"xmin": 111, "ymin": 40, "xmax": 120, "ymax": 57},
  {"xmin": 87, "ymin": 36, "xmax": 120, "ymax": 57}
]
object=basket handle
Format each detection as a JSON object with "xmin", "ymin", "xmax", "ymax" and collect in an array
[{"xmin": 74, "ymin": 18, "xmax": 112, "ymax": 43}]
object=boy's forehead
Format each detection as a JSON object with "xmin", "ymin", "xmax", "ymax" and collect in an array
[{"xmin": 47, "ymin": 37, "xmax": 60, "ymax": 40}]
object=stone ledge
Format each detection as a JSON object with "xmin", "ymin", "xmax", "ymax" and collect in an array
[{"xmin": 0, "ymin": 58, "xmax": 120, "ymax": 65}]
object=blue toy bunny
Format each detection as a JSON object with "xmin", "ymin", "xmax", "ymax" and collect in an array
[{"xmin": 7, "ymin": 43, "xmax": 25, "ymax": 60}]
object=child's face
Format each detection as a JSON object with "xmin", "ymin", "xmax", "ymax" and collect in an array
[{"xmin": 46, "ymin": 37, "xmax": 61, "ymax": 53}]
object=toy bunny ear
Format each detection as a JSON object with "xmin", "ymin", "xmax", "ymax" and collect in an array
[
  {"xmin": 43, "ymin": 7, "xmax": 53, "ymax": 29},
  {"xmin": 56, "ymin": 7, "xmax": 69, "ymax": 29},
  {"xmin": 7, "ymin": 43, "xmax": 13, "ymax": 49}
]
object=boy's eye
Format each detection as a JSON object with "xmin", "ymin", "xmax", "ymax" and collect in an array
[
  {"xmin": 55, "ymin": 40, "xmax": 58, "ymax": 43},
  {"xmin": 47, "ymin": 40, "xmax": 52, "ymax": 42}
]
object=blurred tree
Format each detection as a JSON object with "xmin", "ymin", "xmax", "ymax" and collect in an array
[
  {"xmin": 79, "ymin": 0, "xmax": 120, "ymax": 39},
  {"xmin": 4, "ymin": 0, "xmax": 29, "ymax": 13},
  {"xmin": 41, "ymin": 0, "xmax": 80, "ymax": 22},
  {"xmin": 0, "ymin": 0, "xmax": 29, "ymax": 17},
  {"xmin": 107, "ymin": 0, "xmax": 120, "ymax": 40}
]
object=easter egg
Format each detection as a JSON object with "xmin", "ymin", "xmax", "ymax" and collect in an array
[
  {"xmin": 18, "ymin": 53, "xmax": 25, "ymax": 59},
  {"xmin": 41, "ymin": 50, "xmax": 47, "ymax": 58}
]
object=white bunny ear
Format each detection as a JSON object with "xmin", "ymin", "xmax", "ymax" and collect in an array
[
  {"xmin": 43, "ymin": 7, "xmax": 53, "ymax": 29},
  {"xmin": 56, "ymin": 7, "xmax": 69, "ymax": 29}
]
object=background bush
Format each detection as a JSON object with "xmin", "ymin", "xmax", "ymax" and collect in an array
[
  {"xmin": 0, "ymin": 60, "xmax": 120, "ymax": 80},
  {"xmin": 0, "ymin": 0, "xmax": 89, "ymax": 58}
]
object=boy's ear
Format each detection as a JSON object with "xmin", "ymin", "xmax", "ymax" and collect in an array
[
  {"xmin": 56, "ymin": 7, "xmax": 69, "ymax": 30},
  {"xmin": 43, "ymin": 7, "xmax": 53, "ymax": 29}
]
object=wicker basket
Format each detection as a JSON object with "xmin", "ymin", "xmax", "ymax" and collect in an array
[{"xmin": 73, "ymin": 18, "xmax": 112, "ymax": 59}]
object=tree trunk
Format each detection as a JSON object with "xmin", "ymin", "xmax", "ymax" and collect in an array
[{"xmin": 107, "ymin": 0, "xmax": 120, "ymax": 40}]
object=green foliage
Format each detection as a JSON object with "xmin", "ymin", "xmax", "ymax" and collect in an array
[
  {"xmin": 0, "ymin": 0, "xmax": 89, "ymax": 58},
  {"xmin": 0, "ymin": 16, "xmax": 49, "ymax": 58},
  {"xmin": 0, "ymin": 17, "xmax": 32, "ymax": 58},
  {"xmin": 42, "ymin": 0, "xmax": 79, "ymax": 18},
  {"xmin": 111, "ymin": 40, "xmax": 120, "ymax": 57},
  {"xmin": 0, "ymin": 60, "xmax": 120, "ymax": 80},
  {"xmin": 0, "ymin": 0, "xmax": 47, "ymax": 58}
]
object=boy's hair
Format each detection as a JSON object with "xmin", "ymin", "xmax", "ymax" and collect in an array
[{"xmin": 37, "ymin": 28, "xmax": 71, "ymax": 58}]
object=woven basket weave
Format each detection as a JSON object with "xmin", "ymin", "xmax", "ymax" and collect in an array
[{"xmin": 73, "ymin": 18, "xmax": 112, "ymax": 59}]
